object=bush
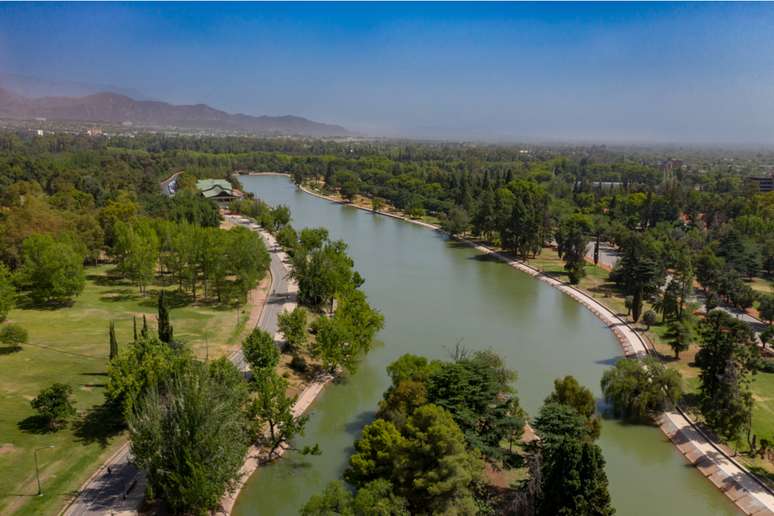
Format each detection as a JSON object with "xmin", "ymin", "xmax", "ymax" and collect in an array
[
  {"xmin": 760, "ymin": 357, "xmax": 774, "ymax": 374},
  {"xmin": 31, "ymin": 383, "xmax": 76, "ymax": 431},
  {"xmin": 601, "ymin": 357, "xmax": 682, "ymax": 419},
  {"xmin": 642, "ymin": 309, "xmax": 658, "ymax": 329},
  {"xmin": 0, "ymin": 323, "xmax": 28, "ymax": 347},
  {"xmin": 289, "ymin": 354, "xmax": 308, "ymax": 373}
]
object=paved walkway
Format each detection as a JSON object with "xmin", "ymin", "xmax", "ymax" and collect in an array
[{"xmin": 296, "ymin": 182, "xmax": 774, "ymax": 516}]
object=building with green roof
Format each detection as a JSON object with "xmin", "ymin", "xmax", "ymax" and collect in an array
[{"xmin": 196, "ymin": 179, "xmax": 243, "ymax": 205}]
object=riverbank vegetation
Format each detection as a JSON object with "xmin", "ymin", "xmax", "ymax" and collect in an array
[{"xmin": 302, "ymin": 352, "xmax": 614, "ymax": 515}]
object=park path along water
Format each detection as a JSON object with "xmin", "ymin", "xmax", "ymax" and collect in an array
[{"xmin": 233, "ymin": 174, "xmax": 739, "ymax": 516}]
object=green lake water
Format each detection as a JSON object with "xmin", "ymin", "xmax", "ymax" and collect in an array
[{"xmin": 234, "ymin": 175, "xmax": 737, "ymax": 515}]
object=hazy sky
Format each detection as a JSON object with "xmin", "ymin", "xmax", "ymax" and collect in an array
[{"xmin": 1, "ymin": 2, "xmax": 774, "ymax": 143}]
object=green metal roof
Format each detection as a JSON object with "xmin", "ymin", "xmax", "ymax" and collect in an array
[{"xmin": 196, "ymin": 179, "xmax": 232, "ymax": 191}]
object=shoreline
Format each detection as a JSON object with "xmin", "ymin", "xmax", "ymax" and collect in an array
[
  {"xmin": 284, "ymin": 178, "xmax": 774, "ymax": 515},
  {"xmin": 218, "ymin": 216, "xmax": 332, "ymax": 515}
]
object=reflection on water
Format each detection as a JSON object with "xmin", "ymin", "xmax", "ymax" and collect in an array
[{"xmin": 234, "ymin": 175, "xmax": 737, "ymax": 516}]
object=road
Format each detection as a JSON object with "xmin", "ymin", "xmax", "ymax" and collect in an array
[
  {"xmin": 158, "ymin": 170, "xmax": 183, "ymax": 197},
  {"xmin": 585, "ymin": 241, "xmax": 621, "ymax": 271},
  {"xmin": 227, "ymin": 216, "xmax": 297, "ymax": 371},
  {"xmin": 61, "ymin": 215, "xmax": 292, "ymax": 516}
]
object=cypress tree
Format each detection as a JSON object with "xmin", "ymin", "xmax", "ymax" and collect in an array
[
  {"xmin": 132, "ymin": 316, "xmax": 138, "ymax": 341},
  {"xmin": 109, "ymin": 321, "xmax": 118, "ymax": 360},
  {"xmin": 141, "ymin": 314, "xmax": 149, "ymax": 339},
  {"xmin": 158, "ymin": 290, "xmax": 173, "ymax": 344}
]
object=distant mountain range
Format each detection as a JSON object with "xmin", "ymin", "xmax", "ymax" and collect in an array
[{"xmin": 0, "ymin": 88, "xmax": 350, "ymax": 137}]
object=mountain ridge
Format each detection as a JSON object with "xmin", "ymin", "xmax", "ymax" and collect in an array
[{"xmin": 0, "ymin": 88, "xmax": 350, "ymax": 137}]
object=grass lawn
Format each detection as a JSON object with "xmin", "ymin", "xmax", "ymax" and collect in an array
[
  {"xmin": 0, "ymin": 265, "xmax": 262, "ymax": 515},
  {"xmin": 749, "ymin": 277, "xmax": 774, "ymax": 296}
]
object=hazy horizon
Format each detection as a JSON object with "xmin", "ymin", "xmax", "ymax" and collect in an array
[{"xmin": 2, "ymin": 2, "xmax": 774, "ymax": 144}]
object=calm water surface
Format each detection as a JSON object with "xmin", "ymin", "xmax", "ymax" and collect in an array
[{"xmin": 234, "ymin": 175, "xmax": 737, "ymax": 516}]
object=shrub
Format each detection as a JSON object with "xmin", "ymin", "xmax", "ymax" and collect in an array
[
  {"xmin": 0, "ymin": 323, "xmax": 28, "ymax": 347},
  {"xmin": 31, "ymin": 383, "xmax": 76, "ymax": 431}
]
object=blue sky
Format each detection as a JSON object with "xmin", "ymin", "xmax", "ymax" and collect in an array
[{"xmin": 1, "ymin": 2, "xmax": 773, "ymax": 143}]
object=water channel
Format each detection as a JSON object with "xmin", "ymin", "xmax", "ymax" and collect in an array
[{"xmin": 234, "ymin": 174, "xmax": 737, "ymax": 515}]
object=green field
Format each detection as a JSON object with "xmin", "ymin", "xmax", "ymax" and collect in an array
[{"xmin": 0, "ymin": 265, "xmax": 257, "ymax": 515}]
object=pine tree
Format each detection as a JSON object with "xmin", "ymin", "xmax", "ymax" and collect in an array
[
  {"xmin": 109, "ymin": 321, "xmax": 118, "ymax": 360},
  {"xmin": 158, "ymin": 290, "xmax": 173, "ymax": 344}
]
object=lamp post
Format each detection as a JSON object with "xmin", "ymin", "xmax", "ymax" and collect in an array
[{"xmin": 34, "ymin": 445, "xmax": 55, "ymax": 496}]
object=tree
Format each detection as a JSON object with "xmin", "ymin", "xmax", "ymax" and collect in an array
[
  {"xmin": 129, "ymin": 361, "xmax": 249, "ymax": 514},
  {"xmin": 242, "ymin": 328, "xmax": 279, "ymax": 374},
  {"xmin": 642, "ymin": 309, "xmax": 658, "ymax": 331},
  {"xmin": 601, "ymin": 357, "xmax": 682, "ymax": 419},
  {"xmin": 106, "ymin": 337, "xmax": 189, "ymax": 418},
  {"xmin": 472, "ymin": 188, "xmax": 497, "ymax": 240},
  {"xmin": 31, "ymin": 383, "xmax": 76, "ymax": 431},
  {"xmin": 534, "ymin": 402, "xmax": 595, "ymax": 444},
  {"xmin": 311, "ymin": 289, "xmax": 383, "ymax": 375},
  {"xmin": 157, "ymin": 290, "xmax": 174, "ymax": 344},
  {"xmin": 299, "ymin": 227, "xmax": 329, "ymax": 252},
  {"xmin": 393, "ymin": 404, "xmax": 482, "ymax": 514},
  {"xmin": 16, "ymin": 234, "xmax": 85, "ymax": 304},
  {"xmin": 352, "ymin": 479, "xmax": 409, "ymax": 516},
  {"xmin": 440, "ymin": 206, "xmax": 470, "ymax": 237},
  {"xmin": 250, "ymin": 370, "xmax": 308, "ymax": 459},
  {"xmin": 293, "ymin": 239, "xmax": 361, "ymax": 311},
  {"xmin": 270, "ymin": 204, "xmax": 291, "ymax": 232},
  {"xmin": 276, "ymin": 224, "xmax": 298, "ymax": 250},
  {"xmin": 0, "ymin": 263, "xmax": 15, "ymax": 322},
  {"xmin": 696, "ymin": 310, "xmax": 759, "ymax": 441},
  {"xmin": 425, "ymin": 350, "xmax": 523, "ymax": 458},
  {"xmin": 113, "ymin": 219, "xmax": 159, "ymax": 294},
  {"xmin": 277, "ymin": 307, "xmax": 308, "ymax": 352},
  {"xmin": 759, "ymin": 294, "xmax": 774, "ymax": 325},
  {"xmin": 611, "ymin": 234, "xmax": 664, "ymax": 322},
  {"xmin": 538, "ymin": 436, "xmax": 614, "ymax": 516},
  {"xmin": 109, "ymin": 321, "xmax": 118, "ymax": 360},
  {"xmin": 377, "ymin": 379, "xmax": 428, "ymax": 429},
  {"xmin": 665, "ymin": 318, "xmax": 695, "ymax": 358},
  {"xmin": 653, "ymin": 281, "xmax": 681, "ymax": 322},
  {"xmin": 225, "ymin": 226, "xmax": 270, "ymax": 302},
  {"xmin": 0, "ymin": 323, "xmax": 28, "ymax": 348},
  {"xmin": 705, "ymin": 291, "xmax": 720, "ymax": 313},
  {"xmin": 544, "ymin": 375, "xmax": 600, "ymax": 440},
  {"xmin": 556, "ymin": 214, "xmax": 591, "ymax": 284},
  {"xmin": 301, "ymin": 481, "xmax": 354, "ymax": 516},
  {"xmin": 345, "ymin": 418, "xmax": 405, "ymax": 486}
]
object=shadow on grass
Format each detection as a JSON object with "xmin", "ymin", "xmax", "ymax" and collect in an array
[
  {"xmin": 87, "ymin": 272, "xmax": 131, "ymax": 287},
  {"xmin": 0, "ymin": 345, "xmax": 22, "ymax": 355},
  {"xmin": 73, "ymin": 403, "xmax": 125, "ymax": 448},
  {"xmin": 137, "ymin": 289, "xmax": 193, "ymax": 309},
  {"xmin": 17, "ymin": 414, "xmax": 55, "ymax": 434},
  {"xmin": 14, "ymin": 296, "xmax": 75, "ymax": 311},
  {"xmin": 99, "ymin": 288, "xmax": 137, "ymax": 303}
]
